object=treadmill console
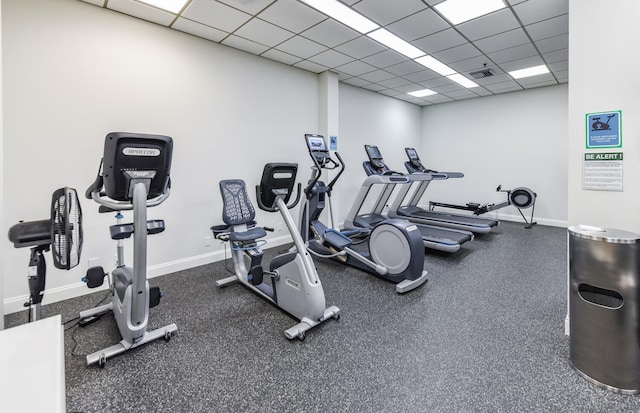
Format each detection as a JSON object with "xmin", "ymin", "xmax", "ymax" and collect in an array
[
  {"xmin": 405, "ymin": 147, "xmax": 424, "ymax": 171},
  {"xmin": 363, "ymin": 145, "xmax": 391, "ymax": 176}
]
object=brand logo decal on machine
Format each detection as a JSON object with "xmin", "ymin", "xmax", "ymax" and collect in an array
[{"xmin": 123, "ymin": 147, "xmax": 160, "ymax": 156}]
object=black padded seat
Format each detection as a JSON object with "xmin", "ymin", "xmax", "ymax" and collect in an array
[{"xmin": 229, "ymin": 227, "xmax": 267, "ymax": 243}]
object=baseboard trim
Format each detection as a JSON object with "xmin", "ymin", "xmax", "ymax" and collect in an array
[{"xmin": 3, "ymin": 234, "xmax": 293, "ymax": 315}]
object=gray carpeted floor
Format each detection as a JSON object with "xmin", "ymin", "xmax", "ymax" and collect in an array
[{"xmin": 5, "ymin": 221, "xmax": 640, "ymax": 412}]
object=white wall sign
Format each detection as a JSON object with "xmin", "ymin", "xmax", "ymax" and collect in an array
[{"xmin": 583, "ymin": 152, "xmax": 623, "ymax": 191}]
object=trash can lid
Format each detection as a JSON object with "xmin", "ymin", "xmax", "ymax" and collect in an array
[{"xmin": 568, "ymin": 225, "xmax": 640, "ymax": 244}]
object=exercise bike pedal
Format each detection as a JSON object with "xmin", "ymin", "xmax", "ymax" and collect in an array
[
  {"xmin": 78, "ymin": 315, "xmax": 102, "ymax": 327},
  {"xmin": 82, "ymin": 266, "xmax": 107, "ymax": 289},
  {"xmin": 249, "ymin": 265, "xmax": 264, "ymax": 285},
  {"xmin": 149, "ymin": 286, "xmax": 163, "ymax": 308}
]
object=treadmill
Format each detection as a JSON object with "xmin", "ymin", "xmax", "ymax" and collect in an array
[
  {"xmin": 389, "ymin": 147, "xmax": 498, "ymax": 234},
  {"xmin": 343, "ymin": 145, "xmax": 473, "ymax": 253}
]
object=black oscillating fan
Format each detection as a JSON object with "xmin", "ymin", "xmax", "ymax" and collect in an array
[{"xmin": 7, "ymin": 187, "xmax": 83, "ymax": 321}]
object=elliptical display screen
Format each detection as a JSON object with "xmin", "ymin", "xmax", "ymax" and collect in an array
[{"xmin": 306, "ymin": 134, "xmax": 327, "ymax": 152}]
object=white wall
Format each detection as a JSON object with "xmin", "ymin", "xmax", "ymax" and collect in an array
[
  {"xmin": 2, "ymin": 0, "xmax": 321, "ymax": 313},
  {"xmin": 420, "ymin": 84, "xmax": 568, "ymax": 226},
  {"xmin": 568, "ymin": 0, "xmax": 640, "ymax": 230},
  {"xmin": 337, "ymin": 84, "xmax": 422, "ymax": 222},
  {"xmin": 0, "ymin": 0, "xmax": 4, "ymax": 329}
]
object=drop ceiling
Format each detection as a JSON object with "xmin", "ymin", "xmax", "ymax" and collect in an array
[{"xmin": 79, "ymin": 0, "xmax": 568, "ymax": 106}]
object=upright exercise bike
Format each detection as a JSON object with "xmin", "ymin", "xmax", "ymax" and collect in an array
[
  {"xmin": 211, "ymin": 163, "xmax": 339, "ymax": 341},
  {"xmin": 79, "ymin": 132, "xmax": 178, "ymax": 367},
  {"xmin": 299, "ymin": 134, "xmax": 428, "ymax": 294}
]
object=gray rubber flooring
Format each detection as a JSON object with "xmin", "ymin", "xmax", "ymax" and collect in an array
[{"xmin": 5, "ymin": 221, "xmax": 640, "ymax": 412}]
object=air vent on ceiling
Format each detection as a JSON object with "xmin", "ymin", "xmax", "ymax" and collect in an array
[{"xmin": 469, "ymin": 68, "xmax": 495, "ymax": 79}]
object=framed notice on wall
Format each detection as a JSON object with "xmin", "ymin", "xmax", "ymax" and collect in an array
[
  {"xmin": 586, "ymin": 110, "xmax": 622, "ymax": 148},
  {"xmin": 583, "ymin": 152, "xmax": 623, "ymax": 191}
]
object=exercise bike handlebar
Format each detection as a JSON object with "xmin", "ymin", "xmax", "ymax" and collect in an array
[
  {"xmin": 255, "ymin": 183, "xmax": 302, "ymax": 213},
  {"xmin": 90, "ymin": 187, "xmax": 171, "ymax": 211}
]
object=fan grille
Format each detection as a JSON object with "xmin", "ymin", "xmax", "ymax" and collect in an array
[{"xmin": 51, "ymin": 187, "xmax": 83, "ymax": 270}]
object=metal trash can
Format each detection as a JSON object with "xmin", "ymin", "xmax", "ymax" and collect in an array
[{"xmin": 569, "ymin": 225, "xmax": 640, "ymax": 394}]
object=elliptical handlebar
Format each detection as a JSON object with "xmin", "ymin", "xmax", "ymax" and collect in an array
[
  {"xmin": 90, "ymin": 186, "xmax": 171, "ymax": 211},
  {"xmin": 304, "ymin": 149, "xmax": 346, "ymax": 197}
]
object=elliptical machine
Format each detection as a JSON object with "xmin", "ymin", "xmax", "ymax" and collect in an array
[
  {"xmin": 211, "ymin": 163, "xmax": 339, "ymax": 341},
  {"xmin": 300, "ymin": 134, "xmax": 428, "ymax": 294},
  {"xmin": 79, "ymin": 132, "xmax": 178, "ymax": 367}
]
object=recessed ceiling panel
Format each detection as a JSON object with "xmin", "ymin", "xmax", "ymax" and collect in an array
[
  {"xmin": 172, "ymin": 17, "xmax": 229, "ymax": 42},
  {"xmin": 386, "ymin": 9, "xmax": 449, "ymax": 41},
  {"xmin": 217, "ymin": 0, "xmax": 277, "ymax": 15},
  {"xmin": 182, "ymin": 0, "xmax": 251, "ymax": 33},
  {"xmin": 412, "ymin": 28, "xmax": 467, "ymax": 54},
  {"xmin": 474, "ymin": 28, "xmax": 529, "ymax": 54},
  {"xmin": 233, "ymin": 18, "xmax": 294, "ymax": 47},
  {"xmin": 334, "ymin": 36, "xmax": 387, "ymax": 59},
  {"xmin": 300, "ymin": 18, "xmax": 360, "ymax": 48},
  {"xmin": 258, "ymin": 0, "xmax": 326, "ymax": 33},
  {"xmin": 513, "ymin": 0, "xmax": 569, "ymax": 25},
  {"xmin": 352, "ymin": 0, "xmax": 427, "ymax": 26},
  {"xmin": 456, "ymin": 8, "xmax": 520, "ymax": 41},
  {"xmin": 524, "ymin": 14, "xmax": 569, "ymax": 41},
  {"xmin": 275, "ymin": 35, "xmax": 327, "ymax": 59}
]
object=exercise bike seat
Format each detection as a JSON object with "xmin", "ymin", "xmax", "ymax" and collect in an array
[{"xmin": 229, "ymin": 226, "xmax": 267, "ymax": 243}]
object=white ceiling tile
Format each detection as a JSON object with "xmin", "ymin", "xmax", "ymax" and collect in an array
[
  {"xmin": 507, "ymin": 0, "xmax": 528, "ymax": 5},
  {"xmin": 275, "ymin": 36, "xmax": 327, "ymax": 59},
  {"xmin": 384, "ymin": 60, "xmax": 424, "ymax": 76},
  {"xmin": 488, "ymin": 43, "xmax": 538, "ymax": 64},
  {"xmin": 359, "ymin": 69, "xmax": 396, "ymax": 83},
  {"xmin": 80, "ymin": 0, "xmax": 105, "ymax": 6},
  {"xmin": 426, "ymin": 95, "xmax": 454, "ymax": 103},
  {"xmin": 221, "ymin": 34, "xmax": 270, "ymax": 54},
  {"xmin": 432, "ymin": 83, "xmax": 464, "ymax": 93},
  {"xmin": 183, "ymin": 0, "xmax": 251, "ymax": 33},
  {"xmin": 474, "ymin": 28, "xmax": 529, "ymax": 53},
  {"xmin": 342, "ymin": 77, "xmax": 371, "ymax": 87},
  {"xmin": 352, "ymin": 0, "xmax": 427, "ymax": 26},
  {"xmin": 379, "ymin": 89, "xmax": 403, "ymax": 97},
  {"xmin": 308, "ymin": 49, "xmax": 354, "ymax": 68},
  {"xmin": 385, "ymin": 9, "xmax": 449, "ymax": 41},
  {"xmin": 294, "ymin": 60, "xmax": 328, "ymax": 73},
  {"xmin": 543, "ymin": 48, "xmax": 568, "ymax": 64},
  {"xmin": 456, "ymin": 9, "xmax": 520, "ymax": 41},
  {"xmin": 259, "ymin": 0, "xmax": 326, "ymax": 33},
  {"xmin": 107, "ymin": 0, "xmax": 175, "ymax": 26},
  {"xmin": 403, "ymin": 69, "xmax": 440, "ymax": 83},
  {"xmin": 535, "ymin": 33, "xmax": 568, "ymax": 53},
  {"xmin": 432, "ymin": 43, "xmax": 481, "ymax": 64},
  {"xmin": 548, "ymin": 60, "xmax": 568, "ymax": 72},
  {"xmin": 449, "ymin": 56, "xmax": 494, "ymax": 73},
  {"xmin": 513, "ymin": 0, "xmax": 568, "ymax": 25},
  {"xmin": 172, "ymin": 17, "xmax": 229, "ymax": 42},
  {"xmin": 334, "ymin": 60, "xmax": 377, "ymax": 76},
  {"xmin": 300, "ymin": 19, "xmax": 360, "ymax": 48},
  {"xmin": 341, "ymin": 0, "xmax": 360, "ymax": 5},
  {"xmin": 498, "ymin": 55, "xmax": 544, "ymax": 72},
  {"xmin": 517, "ymin": 73, "xmax": 555, "ymax": 86},
  {"xmin": 474, "ymin": 73, "xmax": 512, "ymax": 85},
  {"xmin": 493, "ymin": 85, "xmax": 524, "ymax": 94},
  {"xmin": 334, "ymin": 36, "xmax": 387, "ymax": 59},
  {"xmin": 524, "ymin": 14, "xmax": 568, "ymax": 41},
  {"xmin": 260, "ymin": 48, "xmax": 303, "ymax": 65},
  {"xmin": 484, "ymin": 80, "xmax": 521, "ymax": 92},
  {"xmin": 474, "ymin": 88, "xmax": 494, "ymax": 96},
  {"xmin": 378, "ymin": 76, "xmax": 412, "ymax": 89},
  {"xmin": 412, "ymin": 28, "xmax": 467, "ymax": 54},
  {"xmin": 446, "ymin": 89, "xmax": 479, "ymax": 99},
  {"xmin": 234, "ymin": 18, "xmax": 294, "ymax": 47},
  {"xmin": 419, "ymin": 77, "xmax": 453, "ymax": 88},
  {"xmin": 554, "ymin": 70, "xmax": 568, "ymax": 82},
  {"xmin": 217, "ymin": 0, "xmax": 276, "ymax": 15},
  {"xmin": 423, "ymin": 0, "xmax": 446, "ymax": 6},
  {"xmin": 361, "ymin": 83, "xmax": 387, "ymax": 92},
  {"xmin": 361, "ymin": 50, "xmax": 408, "ymax": 68},
  {"xmin": 394, "ymin": 83, "xmax": 431, "ymax": 93}
]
